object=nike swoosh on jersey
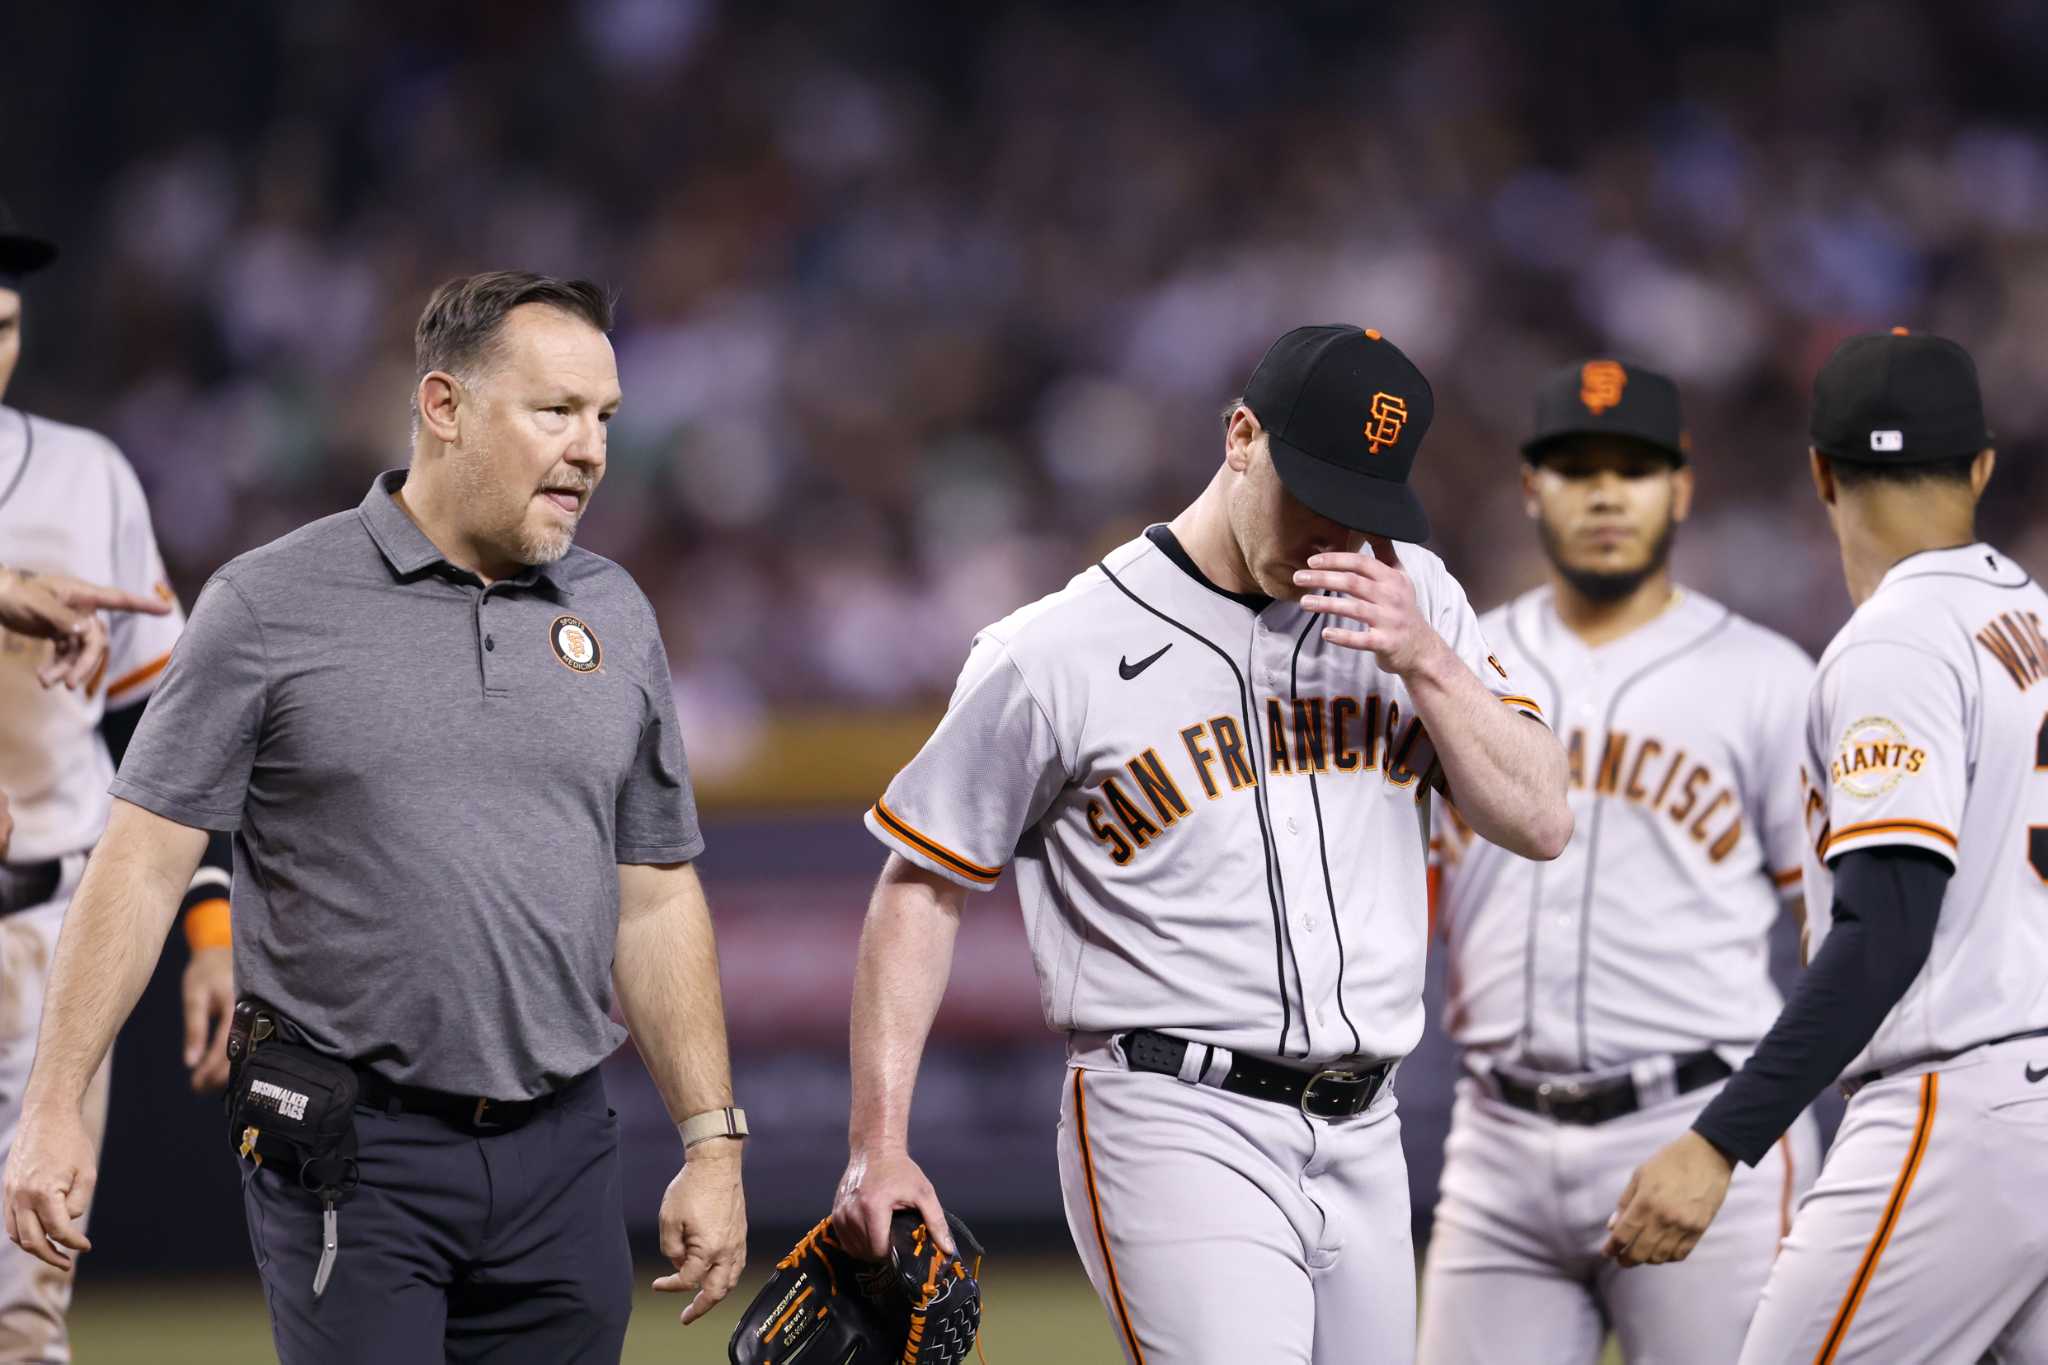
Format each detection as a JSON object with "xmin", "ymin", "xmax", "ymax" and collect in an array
[
  {"xmin": 1118, "ymin": 643, "xmax": 1172, "ymax": 679},
  {"xmin": 2027, "ymin": 1062, "xmax": 2048, "ymax": 1084}
]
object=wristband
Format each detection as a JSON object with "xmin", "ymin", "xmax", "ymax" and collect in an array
[
  {"xmin": 679, "ymin": 1106, "xmax": 748, "ymax": 1149},
  {"xmin": 183, "ymin": 898, "xmax": 232, "ymax": 952}
]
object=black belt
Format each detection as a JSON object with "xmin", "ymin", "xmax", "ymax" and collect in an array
[
  {"xmin": 1842, "ymin": 1024, "xmax": 2048, "ymax": 1098},
  {"xmin": 0, "ymin": 860, "xmax": 61, "ymax": 916},
  {"xmin": 353, "ymin": 1066, "xmax": 599, "ymax": 1132},
  {"xmin": 1119, "ymin": 1029, "xmax": 1394, "ymax": 1119},
  {"xmin": 1492, "ymin": 1050, "xmax": 1732, "ymax": 1126}
]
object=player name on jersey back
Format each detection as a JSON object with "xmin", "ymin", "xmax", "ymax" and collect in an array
[
  {"xmin": 1433, "ymin": 587, "xmax": 1813, "ymax": 1072},
  {"xmin": 867, "ymin": 530, "xmax": 1538, "ymax": 1067},
  {"xmin": 1800, "ymin": 543, "xmax": 2048, "ymax": 1078}
]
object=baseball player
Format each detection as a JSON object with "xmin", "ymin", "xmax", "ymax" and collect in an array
[
  {"xmin": 830, "ymin": 325, "xmax": 1571, "ymax": 1365},
  {"xmin": 0, "ymin": 208, "xmax": 235, "ymax": 1359},
  {"xmin": 1417, "ymin": 360, "xmax": 1820, "ymax": 1365},
  {"xmin": 1608, "ymin": 329, "xmax": 2048, "ymax": 1362}
]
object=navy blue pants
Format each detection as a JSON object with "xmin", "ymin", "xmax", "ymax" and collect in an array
[{"xmin": 241, "ymin": 1070, "xmax": 632, "ymax": 1364}]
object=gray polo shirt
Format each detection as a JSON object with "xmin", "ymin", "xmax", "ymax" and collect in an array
[{"xmin": 113, "ymin": 471, "xmax": 704, "ymax": 1100}]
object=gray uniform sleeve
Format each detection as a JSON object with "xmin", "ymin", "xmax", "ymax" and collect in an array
[
  {"xmin": 1427, "ymin": 559, "xmax": 1544, "ymax": 725},
  {"xmin": 108, "ymin": 574, "xmax": 267, "ymax": 832},
  {"xmin": 614, "ymin": 616, "xmax": 705, "ymax": 865},
  {"xmin": 865, "ymin": 633, "xmax": 1068, "ymax": 892}
]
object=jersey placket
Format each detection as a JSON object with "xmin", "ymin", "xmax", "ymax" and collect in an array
[
  {"xmin": 1525, "ymin": 621, "xmax": 1601, "ymax": 1070},
  {"xmin": 1252, "ymin": 611, "xmax": 1339, "ymax": 1059}
]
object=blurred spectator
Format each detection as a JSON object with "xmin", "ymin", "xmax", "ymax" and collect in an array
[{"xmin": 7, "ymin": 0, "xmax": 2046, "ymax": 759}]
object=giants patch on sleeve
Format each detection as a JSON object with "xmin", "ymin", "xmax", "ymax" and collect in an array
[{"xmin": 1830, "ymin": 715, "xmax": 1926, "ymax": 798}]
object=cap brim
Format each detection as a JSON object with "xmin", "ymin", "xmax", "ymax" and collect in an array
[
  {"xmin": 1521, "ymin": 429, "xmax": 1686, "ymax": 465},
  {"xmin": 1270, "ymin": 436, "xmax": 1430, "ymax": 542},
  {"xmin": 0, "ymin": 235, "xmax": 58, "ymax": 278}
]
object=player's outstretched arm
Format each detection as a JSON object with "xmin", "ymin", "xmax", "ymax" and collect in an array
[
  {"xmin": 4, "ymin": 798, "xmax": 205, "ymax": 1269},
  {"xmin": 832, "ymin": 854, "xmax": 965, "ymax": 1262},
  {"xmin": 615, "ymin": 860, "xmax": 748, "ymax": 1326},
  {"xmin": 0, "ymin": 568, "xmax": 172, "ymax": 690},
  {"xmin": 1298, "ymin": 545, "xmax": 1572, "ymax": 859}
]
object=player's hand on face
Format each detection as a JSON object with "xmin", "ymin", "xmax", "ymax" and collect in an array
[
  {"xmin": 652, "ymin": 1140, "xmax": 747, "ymax": 1325},
  {"xmin": 180, "ymin": 946, "xmax": 236, "ymax": 1093},
  {"xmin": 1, "ymin": 1104, "xmax": 98, "ymax": 1271},
  {"xmin": 1602, "ymin": 1130, "xmax": 1735, "ymax": 1268},
  {"xmin": 1294, "ymin": 540, "xmax": 1449, "ymax": 677},
  {"xmin": 831, "ymin": 1146, "xmax": 956, "ymax": 1263}
]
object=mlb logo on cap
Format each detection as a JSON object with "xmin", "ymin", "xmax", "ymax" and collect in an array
[
  {"xmin": 1810, "ymin": 328, "xmax": 1991, "ymax": 463},
  {"xmin": 1870, "ymin": 431, "xmax": 1904, "ymax": 452}
]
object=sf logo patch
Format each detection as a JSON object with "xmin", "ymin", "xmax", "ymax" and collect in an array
[
  {"xmin": 1580, "ymin": 360, "xmax": 1627, "ymax": 414},
  {"xmin": 550, "ymin": 615, "xmax": 602, "ymax": 673},
  {"xmin": 1831, "ymin": 715, "xmax": 1925, "ymax": 798},
  {"xmin": 1363, "ymin": 392, "xmax": 1408, "ymax": 454}
]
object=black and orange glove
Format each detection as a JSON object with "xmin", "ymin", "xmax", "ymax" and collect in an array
[{"xmin": 864, "ymin": 1209, "xmax": 984, "ymax": 1365}]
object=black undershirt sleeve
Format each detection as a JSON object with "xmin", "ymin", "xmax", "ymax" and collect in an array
[{"xmin": 1691, "ymin": 845, "xmax": 1951, "ymax": 1168}]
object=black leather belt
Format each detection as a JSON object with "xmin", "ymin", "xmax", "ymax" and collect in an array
[
  {"xmin": 354, "ymin": 1065, "xmax": 599, "ymax": 1132},
  {"xmin": 1492, "ymin": 1050, "xmax": 1732, "ymax": 1125},
  {"xmin": 1841, "ymin": 1024, "xmax": 2048, "ymax": 1098},
  {"xmin": 1119, "ymin": 1029, "xmax": 1394, "ymax": 1119},
  {"xmin": 0, "ymin": 860, "xmax": 61, "ymax": 916}
]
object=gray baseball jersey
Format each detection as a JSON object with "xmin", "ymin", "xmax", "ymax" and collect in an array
[
  {"xmin": 1798, "ymin": 542, "xmax": 2048, "ymax": 1074},
  {"xmin": 0, "ymin": 406, "xmax": 185, "ymax": 861},
  {"xmin": 1739, "ymin": 543, "xmax": 2048, "ymax": 1363},
  {"xmin": 868, "ymin": 527, "xmax": 1538, "ymax": 1066},
  {"xmin": 1432, "ymin": 586, "xmax": 1813, "ymax": 1072},
  {"xmin": 1419, "ymin": 584, "xmax": 1820, "ymax": 1365}
]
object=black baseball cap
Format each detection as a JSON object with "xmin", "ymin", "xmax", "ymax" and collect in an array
[
  {"xmin": 1810, "ymin": 327, "xmax": 1990, "ymax": 462},
  {"xmin": 1241, "ymin": 324, "xmax": 1436, "ymax": 542},
  {"xmin": 1522, "ymin": 359, "xmax": 1687, "ymax": 465},
  {"xmin": 0, "ymin": 201, "xmax": 56, "ymax": 283}
]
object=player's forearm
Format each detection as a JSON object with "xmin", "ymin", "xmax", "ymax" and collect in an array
[
  {"xmin": 614, "ymin": 865, "xmax": 735, "ymax": 1123},
  {"xmin": 847, "ymin": 858, "xmax": 964, "ymax": 1154},
  {"xmin": 1693, "ymin": 847, "xmax": 1946, "ymax": 1166},
  {"xmin": 22, "ymin": 800, "xmax": 202, "ymax": 1111},
  {"xmin": 1405, "ymin": 643, "xmax": 1572, "ymax": 859}
]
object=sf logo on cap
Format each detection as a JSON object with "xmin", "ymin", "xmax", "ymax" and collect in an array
[
  {"xmin": 1363, "ymin": 392, "xmax": 1408, "ymax": 454},
  {"xmin": 1580, "ymin": 360, "xmax": 1627, "ymax": 414}
]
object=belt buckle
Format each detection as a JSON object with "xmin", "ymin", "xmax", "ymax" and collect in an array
[
  {"xmin": 1532, "ymin": 1078, "xmax": 1589, "ymax": 1119},
  {"xmin": 1300, "ymin": 1068, "xmax": 1372, "ymax": 1118},
  {"xmin": 472, "ymin": 1097, "xmax": 497, "ymax": 1128}
]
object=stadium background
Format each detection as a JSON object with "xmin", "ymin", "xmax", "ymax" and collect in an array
[{"xmin": 7, "ymin": 0, "xmax": 2047, "ymax": 1357}]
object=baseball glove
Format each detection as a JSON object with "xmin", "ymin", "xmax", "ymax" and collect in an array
[{"xmin": 729, "ymin": 1209, "xmax": 984, "ymax": 1365}]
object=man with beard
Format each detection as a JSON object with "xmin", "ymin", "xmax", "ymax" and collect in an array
[
  {"xmin": 1417, "ymin": 360, "xmax": 1819, "ymax": 1365},
  {"xmin": 3, "ymin": 273, "xmax": 747, "ymax": 1363}
]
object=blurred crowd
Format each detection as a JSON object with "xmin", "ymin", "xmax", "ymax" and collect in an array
[{"xmin": 10, "ymin": 0, "xmax": 2048, "ymax": 745}]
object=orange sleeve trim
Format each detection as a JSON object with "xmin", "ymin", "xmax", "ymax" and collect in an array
[
  {"xmin": 871, "ymin": 800, "xmax": 1001, "ymax": 884},
  {"xmin": 1772, "ymin": 868, "xmax": 1804, "ymax": 889},
  {"xmin": 1815, "ymin": 1072, "xmax": 1937, "ymax": 1363},
  {"xmin": 182, "ymin": 898, "xmax": 232, "ymax": 952},
  {"xmin": 105, "ymin": 649, "xmax": 172, "ymax": 700},
  {"xmin": 1498, "ymin": 694, "xmax": 1543, "ymax": 715},
  {"xmin": 1074, "ymin": 1070, "xmax": 1147, "ymax": 1365},
  {"xmin": 1821, "ymin": 819, "xmax": 1958, "ymax": 856}
]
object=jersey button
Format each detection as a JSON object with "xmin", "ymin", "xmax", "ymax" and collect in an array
[
  {"xmin": 1286, "ymin": 816, "xmax": 1299, "ymax": 835},
  {"xmin": 485, "ymin": 635, "xmax": 495, "ymax": 652}
]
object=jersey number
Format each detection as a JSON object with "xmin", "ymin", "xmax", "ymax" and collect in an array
[{"xmin": 2032, "ymin": 713, "xmax": 2048, "ymax": 884}]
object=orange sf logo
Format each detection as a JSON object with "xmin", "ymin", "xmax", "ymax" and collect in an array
[
  {"xmin": 1580, "ymin": 361, "xmax": 1627, "ymax": 414},
  {"xmin": 1364, "ymin": 392, "xmax": 1408, "ymax": 454}
]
